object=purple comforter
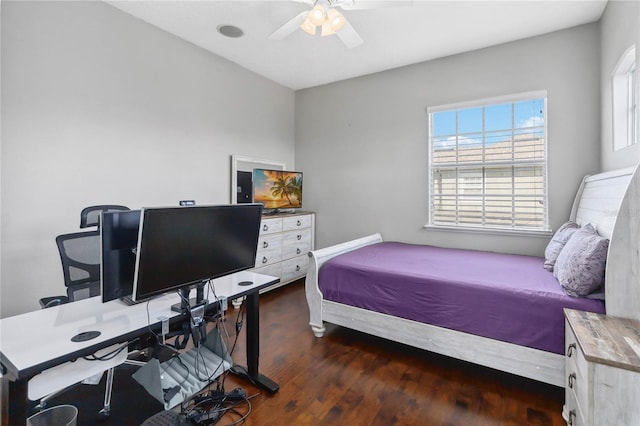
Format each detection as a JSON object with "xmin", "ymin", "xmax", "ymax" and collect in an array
[{"xmin": 318, "ymin": 242, "xmax": 605, "ymax": 354}]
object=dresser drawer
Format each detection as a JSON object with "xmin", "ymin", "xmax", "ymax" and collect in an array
[
  {"xmin": 252, "ymin": 263, "xmax": 282, "ymax": 280},
  {"xmin": 260, "ymin": 217, "xmax": 283, "ymax": 235},
  {"xmin": 281, "ymin": 254, "xmax": 309, "ymax": 282},
  {"xmin": 257, "ymin": 234, "xmax": 282, "ymax": 253},
  {"xmin": 282, "ymin": 240, "xmax": 311, "ymax": 260},
  {"xmin": 255, "ymin": 248, "xmax": 282, "ymax": 267},
  {"xmin": 282, "ymin": 214, "xmax": 312, "ymax": 231},
  {"xmin": 249, "ymin": 212, "xmax": 314, "ymax": 292},
  {"xmin": 282, "ymin": 229, "xmax": 311, "ymax": 254},
  {"xmin": 563, "ymin": 390, "xmax": 585, "ymax": 426},
  {"xmin": 566, "ymin": 322, "xmax": 590, "ymax": 415}
]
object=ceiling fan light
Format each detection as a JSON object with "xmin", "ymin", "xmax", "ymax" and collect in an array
[
  {"xmin": 308, "ymin": 5, "xmax": 326, "ymax": 26},
  {"xmin": 321, "ymin": 20, "xmax": 335, "ymax": 37},
  {"xmin": 327, "ymin": 8, "xmax": 346, "ymax": 32},
  {"xmin": 300, "ymin": 17, "xmax": 316, "ymax": 36}
]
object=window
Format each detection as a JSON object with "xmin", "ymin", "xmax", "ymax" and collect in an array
[
  {"xmin": 612, "ymin": 46, "xmax": 637, "ymax": 151},
  {"xmin": 428, "ymin": 91, "xmax": 548, "ymax": 233}
]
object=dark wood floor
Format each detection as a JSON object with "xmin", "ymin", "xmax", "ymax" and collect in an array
[
  {"xmin": 15, "ymin": 279, "xmax": 565, "ymax": 425},
  {"xmin": 219, "ymin": 279, "xmax": 566, "ymax": 426}
]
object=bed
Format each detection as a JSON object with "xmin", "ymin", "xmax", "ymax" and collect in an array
[{"xmin": 305, "ymin": 166, "xmax": 640, "ymax": 387}]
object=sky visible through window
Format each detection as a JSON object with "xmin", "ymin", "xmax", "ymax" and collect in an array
[{"xmin": 432, "ymin": 99, "xmax": 545, "ymax": 149}]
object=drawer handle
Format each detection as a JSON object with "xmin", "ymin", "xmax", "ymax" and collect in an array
[
  {"xmin": 262, "ymin": 257, "xmax": 268, "ymax": 264},
  {"xmin": 263, "ymin": 224, "xmax": 269, "ymax": 232},
  {"xmin": 568, "ymin": 373, "xmax": 576, "ymax": 389},
  {"xmin": 297, "ymin": 220, "xmax": 301, "ymax": 226},
  {"xmin": 568, "ymin": 409, "xmax": 576, "ymax": 426},
  {"xmin": 567, "ymin": 343, "xmax": 576, "ymax": 357},
  {"xmin": 296, "ymin": 265, "xmax": 301, "ymax": 271},
  {"xmin": 263, "ymin": 241, "xmax": 269, "ymax": 249},
  {"xmin": 297, "ymin": 234, "xmax": 302, "ymax": 240},
  {"xmin": 296, "ymin": 248, "xmax": 301, "ymax": 254}
]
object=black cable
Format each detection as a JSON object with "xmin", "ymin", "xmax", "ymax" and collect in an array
[
  {"xmin": 194, "ymin": 339, "xmax": 227, "ymax": 383},
  {"xmin": 213, "ymin": 396, "xmax": 252, "ymax": 426},
  {"xmin": 217, "ymin": 301, "xmax": 246, "ymax": 392},
  {"xmin": 178, "ymin": 288, "xmax": 191, "ymax": 308},
  {"xmin": 82, "ymin": 341, "xmax": 131, "ymax": 361},
  {"xmin": 180, "ymin": 293, "xmax": 254, "ymax": 424},
  {"xmin": 182, "ymin": 391, "xmax": 252, "ymax": 425},
  {"xmin": 143, "ymin": 297, "xmax": 191, "ymax": 387},
  {"xmin": 159, "ymin": 354, "xmax": 191, "ymax": 389},
  {"xmin": 228, "ymin": 301, "xmax": 246, "ymax": 357}
]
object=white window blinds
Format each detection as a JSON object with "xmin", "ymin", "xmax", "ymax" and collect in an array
[{"xmin": 428, "ymin": 92, "xmax": 549, "ymax": 232}]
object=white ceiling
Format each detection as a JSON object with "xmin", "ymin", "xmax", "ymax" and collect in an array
[{"xmin": 104, "ymin": 0, "xmax": 608, "ymax": 90}]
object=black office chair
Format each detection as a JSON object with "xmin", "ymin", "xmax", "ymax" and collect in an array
[
  {"xmin": 36, "ymin": 205, "xmax": 131, "ymax": 418},
  {"xmin": 40, "ymin": 205, "xmax": 130, "ymax": 308},
  {"xmin": 58, "ymin": 231, "xmax": 102, "ymax": 298},
  {"xmin": 80, "ymin": 205, "xmax": 130, "ymax": 229}
]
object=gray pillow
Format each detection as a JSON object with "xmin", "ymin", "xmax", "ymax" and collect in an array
[
  {"xmin": 544, "ymin": 221, "xmax": 580, "ymax": 271},
  {"xmin": 554, "ymin": 223, "xmax": 609, "ymax": 297}
]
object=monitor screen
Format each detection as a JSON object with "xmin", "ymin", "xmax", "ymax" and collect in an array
[
  {"xmin": 252, "ymin": 169, "xmax": 303, "ymax": 210},
  {"xmin": 132, "ymin": 204, "xmax": 263, "ymax": 302},
  {"xmin": 100, "ymin": 210, "xmax": 141, "ymax": 303}
]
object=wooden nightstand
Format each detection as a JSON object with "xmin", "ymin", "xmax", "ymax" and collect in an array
[{"xmin": 563, "ymin": 309, "xmax": 640, "ymax": 425}]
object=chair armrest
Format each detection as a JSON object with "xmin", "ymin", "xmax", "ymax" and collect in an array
[{"xmin": 39, "ymin": 296, "xmax": 69, "ymax": 309}]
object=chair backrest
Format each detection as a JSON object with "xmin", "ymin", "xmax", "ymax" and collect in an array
[
  {"xmin": 80, "ymin": 205, "xmax": 130, "ymax": 229},
  {"xmin": 55, "ymin": 230, "xmax": 101, "ymax": 302}
]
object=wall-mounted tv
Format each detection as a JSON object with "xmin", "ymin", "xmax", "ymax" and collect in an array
[{"xmin": 252, "ymin": 169, "xmax": 303, "ymax": 211}]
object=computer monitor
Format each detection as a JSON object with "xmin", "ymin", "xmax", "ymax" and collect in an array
[
  {"xmin": 100, "ymin": 209, "xmax": 141, "ymax": 303},
  {"xmin": 131, "ymin": 204, "xmax": 263, "ymax": 306}
]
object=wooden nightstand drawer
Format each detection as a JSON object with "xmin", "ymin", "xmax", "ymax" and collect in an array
[
  {"xmin": 564, "ymin": 309, "xmax": 640, "ymax": 426},
  {"xmin": 563, "ymin": 390, "xmax": 584, "ymax": 426},
  {"xmin": 565, "ymin": 321, "xmax": 589, "ymax": 414}
]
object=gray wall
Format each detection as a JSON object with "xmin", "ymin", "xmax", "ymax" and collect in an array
[
  {"xmin": 296, "ymin": 23, "xmax": 602, "ymax": 255},
  {"xmin": 1, "ymin": 1, "xmax": 295, "ymax": 317},
  {"xmin": 600, "ymin": 0, "xmax": 640, "ymax": 171}
]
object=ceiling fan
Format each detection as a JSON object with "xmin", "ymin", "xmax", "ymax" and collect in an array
[{"xmin": 269, "ymin": 0, "xmax": 411, "ymax": 49}]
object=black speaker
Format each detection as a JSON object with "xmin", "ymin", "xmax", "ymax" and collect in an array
[{"xmin": 237, "ymin": 171, "xmax": 252, "ymax": 204}]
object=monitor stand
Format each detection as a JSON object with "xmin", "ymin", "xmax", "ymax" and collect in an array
[{"xmin": 171, "ymin": 282, "xmax": 207, "ymax": 313}]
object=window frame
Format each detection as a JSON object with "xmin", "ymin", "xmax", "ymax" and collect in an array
[
  {"xmin": 612, "ymin": 45, "xmax": 637, "ymax": 151},
  {"xmin": 426, "ymin": 91, "xmax": 551, "ymax": 236}
]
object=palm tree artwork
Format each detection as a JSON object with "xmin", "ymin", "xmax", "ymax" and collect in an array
[{"xmin": 254, "ymin": 170, "xmax": 302, "ymax": 209}]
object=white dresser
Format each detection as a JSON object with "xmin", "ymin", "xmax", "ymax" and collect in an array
[
  {"xmin": 563, "ymin": 309, "xmax": 640, "ymax": 426},
  {"xmin": 251, "ymin": 212, "xmax": 315, "ymax": 292}
]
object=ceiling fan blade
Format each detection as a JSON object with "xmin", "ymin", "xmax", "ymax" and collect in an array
[
  {"xmin": 339, "ymin": 0, "xmax": 413, "ymax": 10},
  {"xmin": 269, "ymin": 11, "xmax": 309, "ymax": 40},
  {"xmin": 336, "ymin": 20, "xmax": 363, "ymax": 48}
]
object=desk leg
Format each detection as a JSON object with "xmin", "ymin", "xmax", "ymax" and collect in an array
[
  {"xmin": 7, "ymin": 379, "xmax": 28, "ymax": 425},
  {"xmin": 232, "ymin": 291, "xmax": 279, "ymax": 393}
]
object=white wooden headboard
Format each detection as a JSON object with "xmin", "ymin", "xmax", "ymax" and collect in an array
[{"xmin": 570, "ymin": 166, "xmax": 640, "ymax": 320}]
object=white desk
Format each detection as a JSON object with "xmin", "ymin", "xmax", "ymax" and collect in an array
[{"xmin": 0, "ymin": 271, "xmax": 279, "ymax": 424}]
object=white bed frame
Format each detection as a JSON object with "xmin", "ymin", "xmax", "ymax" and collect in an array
[{"xmin": 305, "ymin": 166, "xmax": 640, "ymax": 387}]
